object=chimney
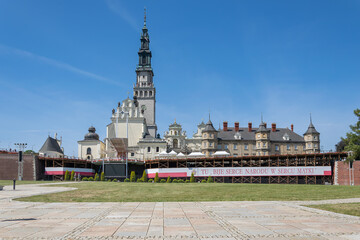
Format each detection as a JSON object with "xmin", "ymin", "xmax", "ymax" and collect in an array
[
  {"xmin": 223, "ymin": 121, "xmax": 228, "ymax": 131},
  {"xmin": 291, "ymin": 124, "xmax": 294, "ymax": 132},
  {"xmin": 264, "ymin": 123, "xmax": 267, "ymax": 128},
  {"xmin": 271, "ymin": 123, "xmax": 276, "ymax": 132},
  {"xmin": 234, "ymin": 122, "xmax": 239, "ymax": 132},
  {"xmin": 248, "ymin": 122, "xmax": 252, "ymax": 132}
]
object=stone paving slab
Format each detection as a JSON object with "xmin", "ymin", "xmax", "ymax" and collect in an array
[{"xmin": 1, "ymin": 183, "xmax": 360, "ymax": 239}]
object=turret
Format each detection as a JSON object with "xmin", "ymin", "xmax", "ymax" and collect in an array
[
  {"xmin": 201, "ymin": 116, "xmax": 218, "ymax": 157},
  {"xmin": 255, "ymin": 120, "xmax": 270, "ymax": 156},
  {"xmin": 304, "ymin": 115, "xmax": 320, "ymax": 153}
]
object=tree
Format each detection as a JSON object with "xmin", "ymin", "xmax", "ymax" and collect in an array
[
  {"xmin": 342, "ymin": 108, "xmax": 360, "ymax": 161},
  {"xmin": 190, "ymin": 172, "xmax": 195, "ymax": 183},
  {"xmin": 101, "ymin": 172, "xmax": 105, "ymax": 181},
  {"xmin": 166, "ymin": 176, "xmax": 171, "ymax": 183},
  {"xmin": 94, "ymin": 173, "xmax": 99, "ymax": 181},
  {"xmin": 64, "ymin": 170, "xmax": 69, "ymax": 181},
  {"xmin": 141, "ymin": 170, "xmax": 147, "ymax": 182},
  {"xmin": 130, "ymin": 171, "xmax": 136, "ymax": 182},
  {"xmin": 24, "ymin": 150, "xmax": 36, "ymax": 154},
  {"xmin": 207, "ymin": 176, "xmax": 214, "ymax": 183},
  {"xmin": 70, "ymin": 170, "xmax": 75, "ymax": 181},
  {"xmin": 154, "ymin": 172, "xmax": 159, "ymax": 183}
]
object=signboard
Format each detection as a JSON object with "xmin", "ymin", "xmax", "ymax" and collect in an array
[
  {"xmin": 45, "ymin": 167, "xmax": 94, "ymax": 176},
  {"xmin": 146, "ymin": 166, "xmax": 331, "ymax": 178},
  {"xmin": 104, "ymin": 163, "xmax": 126, "ymax": 177}
]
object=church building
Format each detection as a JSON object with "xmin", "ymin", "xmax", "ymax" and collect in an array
[
  {"xmin": 78, "ymin": 10, "xmax": 321, "ymax": 161},
  {"xmin": 78, "ymin": 11, "xmax": 166, "ymax": 161}
]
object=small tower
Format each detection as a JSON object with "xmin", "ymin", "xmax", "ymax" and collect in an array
[
  {"xmin": 304, "ymin": 116, "xmax": 320, "ymax": 153},
  {"xmin": 133, "ymin": 8, "xmax": 157, "ymax": 137},
  {"xmin": 201, "ymin": 117, "xmax": 218, "ymax": 157},
  {"xmin": 255, "ymin": 121, "xmax": 270, "ymax": 156},
  {"xmin": 78, "ymin": 126, "xmax": 105, "ymax": 160},
  {"xmin": 164, "ymin": 119, "xmax": 187, "ymax": 151}
]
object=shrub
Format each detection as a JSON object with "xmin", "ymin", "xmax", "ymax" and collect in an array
[
  {"xmin": 154, "ymin": 172, "xmax": 159, "ymax": 183},
  {"xmin": 141, "ymin": 170, "xmax": 147, "ymax": 182},
  {"xmin": 160, "ymin": 179, "xmax": 166, "ymax": 183},
  {"xmin": 148, "ymin": 179, "xmax": 153, "ymax": 183},
  {"xmin": 112, "ymin": 178, "xmax": 117, "ymax": 182},
  {"xmin": 82, "ymin": 177, "xmax": 88, "ymax": 181},
  {"xmin": 101, "ymin": 172, "xmax": 105, "ymax": 181},
  {"xmin": 178, "ymin": 179, "xmax": 185, "ymax": 183},
  {"xmin": 201, "ymin": 179, "xmax": 206, "ymax": 183},
  {"xmin": 88, "ymin": 177, "xmax": 94, "ymax": 181},
  {"xmin": 166, "ymin": 176, "xmax": 171, "ymax": 183},
  {"xmin": 172, "ymin": 179, "xmax": 178, "ymax": 183},
  {"xmin": 124, "ymin": 178, "xmax": 130, "ymax": 182},
  {"xmin": 94, "ymin": 173, "xmax": 99, "ymax": 181},
  {"xmin": 70, "ymin": 170, "xmax": 75, "ymax": 181},
  {"xmin": 207, "ymin": 176, "xmax": 214, "ymax": 183},
  {"xmin": 107, "ymin": 179, "xmax": 111, "ymax": 182},
  {"xmin": 64, "ymin": 170, "xmax": 69, "ymax": 181},
  {"xmin": 137, "ymin": 179, "xmax": 143, "ymax": 182},
  {"xmin": 190, "ymin": 172, "xmax": 195, "ymax": 183},
  {"xmin": 185, "ymin": 180, "xmax": 190, "ymax": 183},
  {"xmin": 130, "ymin": 171, "xmax": 136, "ymax": 182}
]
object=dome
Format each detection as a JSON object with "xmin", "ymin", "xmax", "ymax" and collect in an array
[{"xmin": 84, "ymin": 126, "xmax": 99, "ymax": 140}]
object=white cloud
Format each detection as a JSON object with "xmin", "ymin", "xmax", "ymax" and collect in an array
[
  {"xmin": 0, "ymin": 44, "xmax": 123, "ymax": 87},
  {"xmin": 105, "ymin": 0, "xmax": 139, "ymax": 32}
]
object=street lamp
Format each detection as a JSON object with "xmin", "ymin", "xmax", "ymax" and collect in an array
[
  {"xmin": 116, "ymin": 109, "xmax": 129, "ymax": 179},
  {"xmin": 14, "ymin": 143, "xmax": 27, "ymax": 181}
]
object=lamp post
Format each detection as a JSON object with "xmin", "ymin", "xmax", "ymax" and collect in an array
[
  {"xmin": 119, "ymin": 110, "xmax": 129, "ymax": 179},
  {"xmin": 14, "ymin": 143, "xmax": 27, "ymax": 181}
]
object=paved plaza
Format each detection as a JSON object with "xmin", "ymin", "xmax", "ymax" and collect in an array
[{"xmin": 1, "ymin": 184, "xmax": 360, "ymax": 239}]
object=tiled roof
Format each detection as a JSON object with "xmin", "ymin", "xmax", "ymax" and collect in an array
[{"xmin": 218, "ymin": 127, "xmax": 305, "ymax": 142}]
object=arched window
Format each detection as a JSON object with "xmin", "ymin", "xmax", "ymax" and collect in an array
[
  {"xmin": 173, "ymin": 139, "xmax": 178, "ymax": 148},
  {"xmin": 87, "ymin": 147, "xmax": 91, "ymax": 155}
]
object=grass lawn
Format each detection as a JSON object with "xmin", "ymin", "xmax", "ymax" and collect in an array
[
  {"xmin": 17, "ymin": 182, "xmax": 360, "ymax": 202},
  {"xmin": 307, "ymin": 203, "xmax": 360, "ymax": 217},
  {"xmin": 0, "ymin": 180, "xmax": 52, "ymax": 186}
]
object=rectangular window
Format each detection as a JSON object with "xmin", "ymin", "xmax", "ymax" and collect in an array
[
  {"xmin": 156, "ymin": 147, "xmax": 159, "ymax": 152},
  {"xmin": 244, "ymin": 153, "xmax": 249, "ymax": 156},
  {"xmin": 257, "ymin": 142, "xmax": 260, "ymax": 148},
  {"xmin": 244, "ymin": 144, "xmax": 248, "ymax": 150},
  {"xmin": 263, "ymin": 142, "xmax": 266, "ymax": 147},
  {"xmin": 209, "ymin": 142, "xmax": 213, "ymax": 147},
  {"xmin": 294, "ymin": 145, "xmax": 298, "ymax": 150},
  {"xmin": 131, "ymin": 152, "xmax": 135, "ymax": 156},
  {"xmin": 217, "ymin": 144, "xmax": 222, "ymax": 149},
  {"xmin": 287, "ymin": 144, "xmax": 290, "ymax": 150},
  {"xmin": 147, "ymin": 147, "xmax": 151, "ymax": 153},
  {"xmin": 234, "ymin": 154, "xmax": 238, "ymax": 156},
  {"xmin": 233, "ymin": 144, "xmax": 237, "ymax": 150},
  {"xmin": 275, "ymin": 145, "xmax": 279, "ymax": 151},
  {"xmin": 224, "ymin": 144, "xmax": 228, "ymax": 150}
]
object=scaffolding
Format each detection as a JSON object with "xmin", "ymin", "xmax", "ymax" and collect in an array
[{"xmin": 145, "ymin": 152, "xmax": 347, "ymax": 184}]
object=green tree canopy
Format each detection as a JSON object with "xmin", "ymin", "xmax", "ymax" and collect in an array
[{"xmin": 342, "ymin": 108, "xmax": 360, "ymax": 161}]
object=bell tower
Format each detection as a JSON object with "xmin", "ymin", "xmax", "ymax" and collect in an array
[{"xmin": 133, "ymin": 8, "xmax": 157, "ymax": 137}]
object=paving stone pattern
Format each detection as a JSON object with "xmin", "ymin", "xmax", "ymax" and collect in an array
[{"xmin": 1, "ymin": 184, "xmax": 360, "ymax": 239}]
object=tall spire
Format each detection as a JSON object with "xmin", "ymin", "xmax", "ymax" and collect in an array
[
  {"xmin": 144, "ymin": 7, "xmax": 146, "ymax": 27},
  {"xmin": 310, "ymin": 113, "xmax": 312, "ymax": 124}
]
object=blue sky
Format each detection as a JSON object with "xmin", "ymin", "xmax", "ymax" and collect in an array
[{"xmin": 0, "ymin": 0, "xmax": 359, "ymax": 155}]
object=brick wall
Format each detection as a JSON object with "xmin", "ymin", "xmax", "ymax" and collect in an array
[
  {"xmin": 0, "ymin": 153, "xmax": 36, "ymax": 180},
  {"xmin": 334, "ymin": 160, "xmax": 360, "ymax": 185}
]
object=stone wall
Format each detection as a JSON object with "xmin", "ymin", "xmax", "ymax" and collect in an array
[
  {"xmin": 334, "ymin": 160, "xmax": 360, "ymax": 185},
  {"xmin": 0, "ymin": 153, "xmax": 37, "ymax": 180}
]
